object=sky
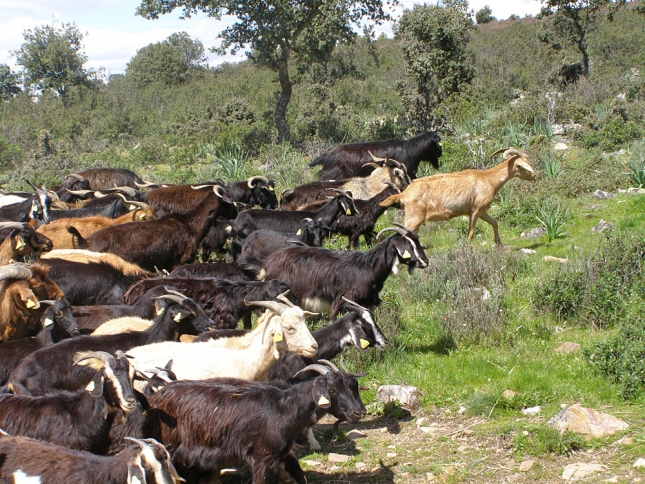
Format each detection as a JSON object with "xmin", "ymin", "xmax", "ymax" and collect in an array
[{"xmin": 0, "ymin": 1, "xmax": 542, "ymax": 76}]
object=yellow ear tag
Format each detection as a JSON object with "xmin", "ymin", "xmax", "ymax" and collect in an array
[
  {"xmin": 85, "ymin": 380, "xmax": 95, "ymax": 392},
  {"xmin": 296, "ymin": 229, "xmax": 302, "ymax": 236},
  {"xmin": 26, "ymin": 299, "xmax": 36, "ymax": 309},
  {"xmin": 269, "ymin": 187, "xmax": 274, "ymax": 191},
  {"xmin": 402, "ymin": 250, "xmax": 412, "ymax": 259},
  {"xmin": 317, "ymin": 395, "xmax": 330, "ymax": 406},
  {"xmin": 16, "ymin": 240, "xmax": 26, "ymax": 250},
  {"xmin": 139, "ymin": 214, "xmax": 146, "ymax": 220},
  {"xmin": 233, "ymin": 201, "xmax": 237, "ymax": 207},
  {"xmin": 173, "ymin": 312, "xmax": 182, "ymax": 322},
  {"xmin": 360, "ymin": 338, "xmax": 370, "ymax": 349},
  {"xmin": 273, "ymin": 331, "xmax": 283, "ymax": 343},
  {"xmin": 131, "ymin": 477, "xmax": 142, "ymax": 484},
  {"xmin": 44, "ymin": 318, "xmax": 54, "ymax": 327},
  {"xmin": 346, "ymin": 208, "xmax": 351, "ymax": 215},
  {"xmin": 155, "ymin": 307, "xmax": 165, "ymax": 316}
]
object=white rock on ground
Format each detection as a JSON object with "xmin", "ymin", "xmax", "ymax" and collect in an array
[
  {"xmin": 633, "ymin": 458, "xmax": 645, "ymax": 468},
  {"xmin": 328, "ymin": 453, "xmax": 350, "ymax": 463},
  {"xmin": 548, "ymin": 404, "xmax": 629, "ymax": 438},
  {"xmin": 376, "ymin": 385, "xmax": 419, "ymax": 408},
  {"xmin": 561, "ymin": 463, "xmax": 606, "ymax": 481},
  {"xmin": 555, "ymin": 342, "xmax": 581, "ymax": 353}
]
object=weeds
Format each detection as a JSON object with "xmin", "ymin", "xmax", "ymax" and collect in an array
[
  {"xmin": 512, "ymin": 426, "xmax": 587, "ymax": 457},
  {"xmin": 536, "ymin": 203, "xmax": 568, "ymax": 242},
  {"xmin": 539, "ymin": 151, "xmax": 564, "ymax": 179},
  {"xmin": 629, "ymin": 159, "xmax": 645, "ymax": 188}
]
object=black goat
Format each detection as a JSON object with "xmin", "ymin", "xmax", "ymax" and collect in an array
[
  {"xmin": 169, "ymin": 261, "xmax": 254, "ymax": 281},
  {"xmin": 6, "ymin": 290, "xmax": 214, "ymax": 396},
  {"xmin": 0, "ymin": 434, "xmax": 181, "ymax": 484},
  {"xmin": 145, "ymin": 364, "xmax": 366, "ymax": 484},
  {"xmin": 226, "ymin": 175, "xmax": 278, "ymax": 209},
  {"xmin": 143, "ymin": 181, "xmax": 227, "ymax": 217},
  {"xmin": 39, "ymin": 251, "xmax": 152, "ymax": 305},
  {"xmin": 0, "ymin": 351, "xmax": 136, "ymax": 454},
  {"xmin": 239, "ymin": 224, "xmax": 428, "ymax": 319},
  {"xmin": 198, "ymin": 218, "xmax": 234, "ymax": 260},
  {"xmin": 233, "ymin": 218, "xmax": 329, "ymax": 261},
  {"xmin": 0, "ymin": 181, "xmax": 52, "ymax": 225},
  {"xmin": 52, "ymin": 168, "xmax": 148, "ymax": 198},
  {"xmin": 124, "ymin": 277, "xmax": 290, "ymax": 329},
  {"xmin": 68, "ymin": 185, "xmax": 237, "ymax": 272},
  {"xmin": 0, "ymin": 299, "xmax": 79, "ymax": 386},
  {"xmin": 301, "ymin": 183, "xmax": 400, "ymax": 249},
  {"xmin": 47, "ymin": 196, "xmax": 141, "ymax": 222},
  {"xmin": 310, "ymin": 131, "xmax": 442, "ymax": 180},
  {"xmin": 232, "ymin": 192, "xmax": 357, "ymax": 239}
]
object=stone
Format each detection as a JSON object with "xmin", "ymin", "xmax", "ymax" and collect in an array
[
  {"xmin": 519, "ymin": 460, "xmax": 535, "ymax": 472},
  {"xmin": 355, "ymin": 462, "xmax": 368, "ymax": 471},
  {"xmin": 555, "ymin": 342, "xmax": 581, "ymax": 353},
  {"xmin": 507, "ymin": 473, "xmax": 523, "ymax": 483},
  {"xmin": 554, "ymin": 142, "xmax": 568, "ymax": 150},
  {"xmin": 502, "ymin": 390, "xmax": 517, "ymax": 399},
  {"xmin": 457, "ymin": 445, "xmax": 468, "ymax": 452},
  {"xmin": 561, "ymin": 463, "xmax": 606, "ymax": 481},
  {"xmin": 592, "ymin": 219, "xmax": 613, "ymax": 233},
  {"xmin": 419, "ymin": 426, "xmax": 441, "ymax": 435},
  {"xmin": 426, "ymin": 472, "xmax": 435, "ymax": 481},
  {"xmin": 416, "ymin": 417, "xmax": 427, "ymax": 427},
  {"xmin": 376, "ymin": 385, "xmax": 419, "ymax": 408},
  {"xmin": 552, "ymin": 124, "xmax": 564, "ymax": 135},
  {"xmin": 543, "ymin": 256, "xmax": 568, "ymax": 264},
  {"xmin": 506, "ymin": 458, "xmax": 516, "ymax": 469},
  {"xmin": 521, "ymin": 406, "xmax": 541, "ymax": 415},
  {"xmin": 592, "ymin": 189, "xmax": 616, "ymax": 200},
  {"xmin": 519, "ymin": 248, "xmax": 536, "ymax": 255},
  {"xmin": 458, "ymin": 405, "xmax": 467, "ymax": 414},
  {"xmin": 613, "ymin": 436, "xmax": 634, "ymax": 446},
  {"xmin": 521, "ymin": 227, "xmax": 546, "ymax": 239},
  {"xmin": 346, "ymin": 430, "xmax": 367, "ymax": 441},
  {"xmin": 386, "ymin": 453, "xmax": 397, "ymax": 458},
  {"xmin": 634, "ymin": 458, "xmax": 645, "ymax": 468},
  {"xmin": 548, "ymin": 404, "xmax": 629, "ymax": 438},
  {"xmin": 370, "ymin": 466, "xmax": 382, "ymax": 473},
  {"xmin": 303, "ymin": 460, "xmax": 321, "ymax": 467},
  {"xmin": 328, "ymin": 453, "xmax": 350, "ymax": 463}
]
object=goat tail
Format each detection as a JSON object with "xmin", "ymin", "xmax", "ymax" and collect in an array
[
  {"xmin": 379, "ymin": 193, "xmax": 404, "ymax": 208},
  {"xmin": 237, "ymin": 255, "xmax": 265, "ymax": 281},
  {"xmin": 66, "ymin": 226, "xmax": 88, "ymax": 249},
  {"xmin": 308, "ymin": 155, "xmax": 324, "ymax": 168}
]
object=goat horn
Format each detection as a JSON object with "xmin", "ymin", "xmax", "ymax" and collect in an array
[
  {"xmin": 503, "ymin": 148, "xmax": 525, "ymax": 159},
  {"xmin": 163, "ymin": 288, "xmax": 189, "ymax": 300},
  {"xmin": 65, "ymin": 173, "xmax": 86, "ymax": 182},
  {"xmin": 134, "ymin": 180, "xmax": 158, "ymax": 188},
  {"xmin": 368, "ymin": 151, "xmax": 386, "ymax": 163},
  {"xmin": 123, "ymin": 199, "xmax": 149, "ymax": 210},
  {"xmin": 361, "ymin": 162, "xmax": 382, "ymax": 170},
  {"xmin": 244, "ymin": 299, "xmax": 287, "ymax": 316},
  {"xmin": 341, "ymin": 296, "xmax": 370, "ymax": 314},
  {"xmin": 65, "ymin": 188, "xmax": 93, "ymax": 196},
  {"xmin": 38, "ymin": 300, "xmax": 57, "ymax": 306},
  {"xmin": 293, "ymin": 364, "xmax": 330, "ymax": 378},
  {"xmin": 156, "ymin": 294, "xmax": 185, "ymax": 305},
  {"xmin": 317, "ymin": 359, "xmax": 340, "ymax": 372},
  {"xmin": 191, "ymin": 183, "xmax": 216, "ymax": 190},
  {"xmin": 0, "ymin": 222, "xmax": 27, "ymax": 230},
  {"xmin": 489, "ymin": 148, "xmax": 511, "ymax": 160},
  {"xmin": 276, "ymin": 291, "xmax": 294, "ymax": 308},
  {"xmin": 376, "ymin": 226, "xmax": 408, "ymax": 240},
  {"xmin": 212, "ymin": 185, "xmax": 226, "ymax": 198},
  {"xmin": 100, "ymin": 186, "xmax": 138, "ymax": 197},
  {"xmin": 247, "ymin": 175, "xmax": 269, "ymax": 188},
  {"xmin": 73, "ymin": 350, "xmax": 113, "ymax": 366},
  {"xmin": 26, "ymin": 180, "xmax": 45, "ymax": 196},
  {"xmin": 47, "ymin": 190, "xmax": 60, "ymax": 202},
  {"xmin": 0, "ymin": 265, "xmax": 32, "ymax": 280}
]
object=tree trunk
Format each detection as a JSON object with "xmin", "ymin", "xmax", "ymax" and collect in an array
[{"xmin": 274, "ymin": 55, "xmax": 292, "ymax": 143}]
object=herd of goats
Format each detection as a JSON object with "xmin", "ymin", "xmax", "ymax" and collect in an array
[{"xmin": 0, "ymin": 130, "xmax": 535, "ymax": 484}]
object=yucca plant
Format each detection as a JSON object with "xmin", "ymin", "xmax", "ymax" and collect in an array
[
  {"xmin": 629, "ymin": 159, "xmax": 645, "ymax": 188},
  {"xmin": 539, "ymin": 151, "xmax": 564, "ymax": 179},
  {"xmin": 536, "ymin": 204, "xmax": 569, "ymax": 242}
]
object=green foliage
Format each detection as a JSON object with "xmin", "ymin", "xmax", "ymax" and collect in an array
[
  {"xmin": 629, "ymin": 139, "xmax": 645, "ymax": 187},
  {"xmin": 587, "ymin": 312, "xmax": 645, "ymax": 398},
  {"xmin": 395, "ymin": 0, "xmax": 474, "ymax": 131},
  {"xmin": 126, "ymin": 32, "xmax": 206, "ymax": 86},
  {"xmin": 539, "ymin": 151, "xmax": 563, "ymax": 179},
  {"xmin": 13, "ymin": 23, "xmax": 95, "ymax": 106},
  {"xmin": 475, "ymin": 5, "xmax": 495, "ymax": 24},
  {"xmin": 536, "ymin": 203, "xmax": 569, "ymax": 241},
  {"xmin": 534, "ymin": 266, "xmax": 586, "ymax": 319},
  {"xmin": 512, "ymin": 425, "xmax": 587, "ymax": 456},
  {"xmin": 0, "ymin": 64, "xmax": 21, "ymax": 100}
]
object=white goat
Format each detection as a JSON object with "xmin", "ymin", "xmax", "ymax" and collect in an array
[{"xmin": 125, "ymin": 295, "xmax": 318, "ymax": 389}]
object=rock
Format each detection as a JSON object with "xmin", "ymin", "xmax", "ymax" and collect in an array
[
  {"xmin": 346, "ymin": 430, "xmax": 367, "ymax": 441},
  {"xmin": 370, "ymin": 466, "xmax": 382, "ymax": 473},
  {"xmin": 376, "ymin": 385, "xmax": 419, "ymax": 408},
  {"xmin": 612, "ymin": 436, "xmax": 633, "ymax": 446},
  {"xmin": 386, "ymin": 452, "xmax": 397, "ymax": 458},
  {"xmin": 458, "ymin": 405, "xmax": 467, "ymax": 414},
  {"xmin": 634, "ymin": 458, "xmax": 645, "ymax": 468},
  {"xmin": 562, "ymin": 463, "xmax": 606, "ymax": 481},
  {"xmin": 463, "ymin": 429, "xmax": 474, "ymax": 435},
  {"xmin": 555, "ymin": 342, "xmax": 581, "ymax": 353},
  {"xmin": 502, "ymin": 390, "xmax": 517, "ymax": 399},
  {"xmin": 387, "ymin": 445, "xmax": 395, "ymax": 449},
  {"xmin": 355, "ymin": 462, "xmax": 368, "ymax": 471},
  {"xmin": 519, "ymin": 248, "xmax": 536, "ymax": 255},
  {"xmin": 457, "ymin": 445, "xmax": 467, "ymax": 452},
  {"xmin": 592, "ymin": 189, "xmax": 615, "ymax": 200},
  {"xmin": 521, "ymin": 227, "xmax": 546, "ymax": 239},
  {"xmin": 521, "ymin": 406, "xmax": 541, "ymax": 415},
  {"xmin": 554, "ymin": 142, "xmax": 568, "ymax": 150},
  {"xmin": 328, "ymin": 453, "xmax": 350, "ymax": 463},
  {"xmin": 426, "ymin": 472, "xmax": 435, "ymax": 481},
  {"xmin": 419, "ymin": 426, "xmax": 441, "ymax": 435},
  {"xmin": 303, "ymin": 460, "xmax": 321, "ymax": 467},
  {"xmin": 604, "ymin": 478, "xmax": 619, "ymax": 483},
  {"xmin": 543, "ymin": 256, "xmax": 568, "ymax": 264},
  {"xmin": 506, "ymin": 458, "xmax": 516, "ymax": 468},
  {"xmin": 548, "ymin": 404, "xmax": 629, "ymax": 438},
  {"xmin": 507, "ymin": 473, "xmax": 523, "ymax": 483},
  {"xmin": 592, "ymin": 219, "xmax": 613, "ymax": 233},
  {"xmin": 416, "ymin": 417, "xmax": 428, "ymax": 427},
  {"xmin": 519, "ymin": 460, "xmax": 535, "ymax": 472},
  {"xmin": 552, "ymin": 124, "xmax": 564, "ymax": 135}
]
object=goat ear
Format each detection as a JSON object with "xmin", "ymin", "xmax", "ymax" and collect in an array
[
  {"xmin": 13, "ymin": 234, "xmax": 27, "ymax": 251},
  {"xmin": 171, "ymin": 308, "xmax": 187, "ymax": 323},
  {"xmin": 17, "ymin": 286, "xmax": 40, "ymax": 310},
  {"xmin": 153, "ymin": 300, "xmax": 166, "ymax": 316},
  {"xmin": 349, "ymin": 326, "xmax": 370, "ymax": 351},
  {"xmin": 86, "ymin": 372, "xmax": 104, "ymax": 398},
  {"xmin": 312, "ymin": 378, "xmax": 332, "ymax": 408},
  {"xmin": 272, "ymin": 326, "xmax": 283, "ymax": 343},
  {"xmin": 396, "ymin": 245, "xmax": 412, "ymax": 260}
]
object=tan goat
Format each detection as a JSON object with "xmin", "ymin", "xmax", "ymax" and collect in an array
[
  {"xmin": 36, "ymin": 207, "xmax": 155, "ymax": 250},
  {"xmin": 380, "ymin": 148, "xmax": 535, "ymax": 245}
]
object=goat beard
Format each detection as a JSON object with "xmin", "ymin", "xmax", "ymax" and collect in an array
[{"xmin": 407, "ymin": 263, "xmax": 418, "ymax": 275}]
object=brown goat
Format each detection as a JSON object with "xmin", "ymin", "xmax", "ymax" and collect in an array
[
  {"xmin": 37, "ymin": 208, "xmax": 156, "ymax": 249},
  {"xmin": 380, "ymin": 148, "xmax": 535, "ymax": 245},
  {"xmin": 0, "ymin": 263, "xmax": 65, "ymax": 341},
  {"xmin": 0, "ymin": 222, "xmax": 53, "ymax": 264}
]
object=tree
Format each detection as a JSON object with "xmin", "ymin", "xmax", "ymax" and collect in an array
[
  {"xmin": 0, "ymin": 64, "xmax": 21, "ymax": 100},
  {"xmin": 126, "ymin": 32, "xmax": 206, "ymax": 86},
  {"xmin": 538, "ymin": 0, "xmax": 626, "ymax": 77},
  {"xmin": 395, "ymin": 0, "xmax": 474, "ymax": 132},
  {"xmin": 13, "ymin": 23, "xmax": 93, "ymax": 106},
  {"xmin": 475, "ymin": 5, "xmax": 495, "ymax": 24},
  {"xmin": 136, "ymin": 0, "xmax": 394, "ymax": 142}
]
